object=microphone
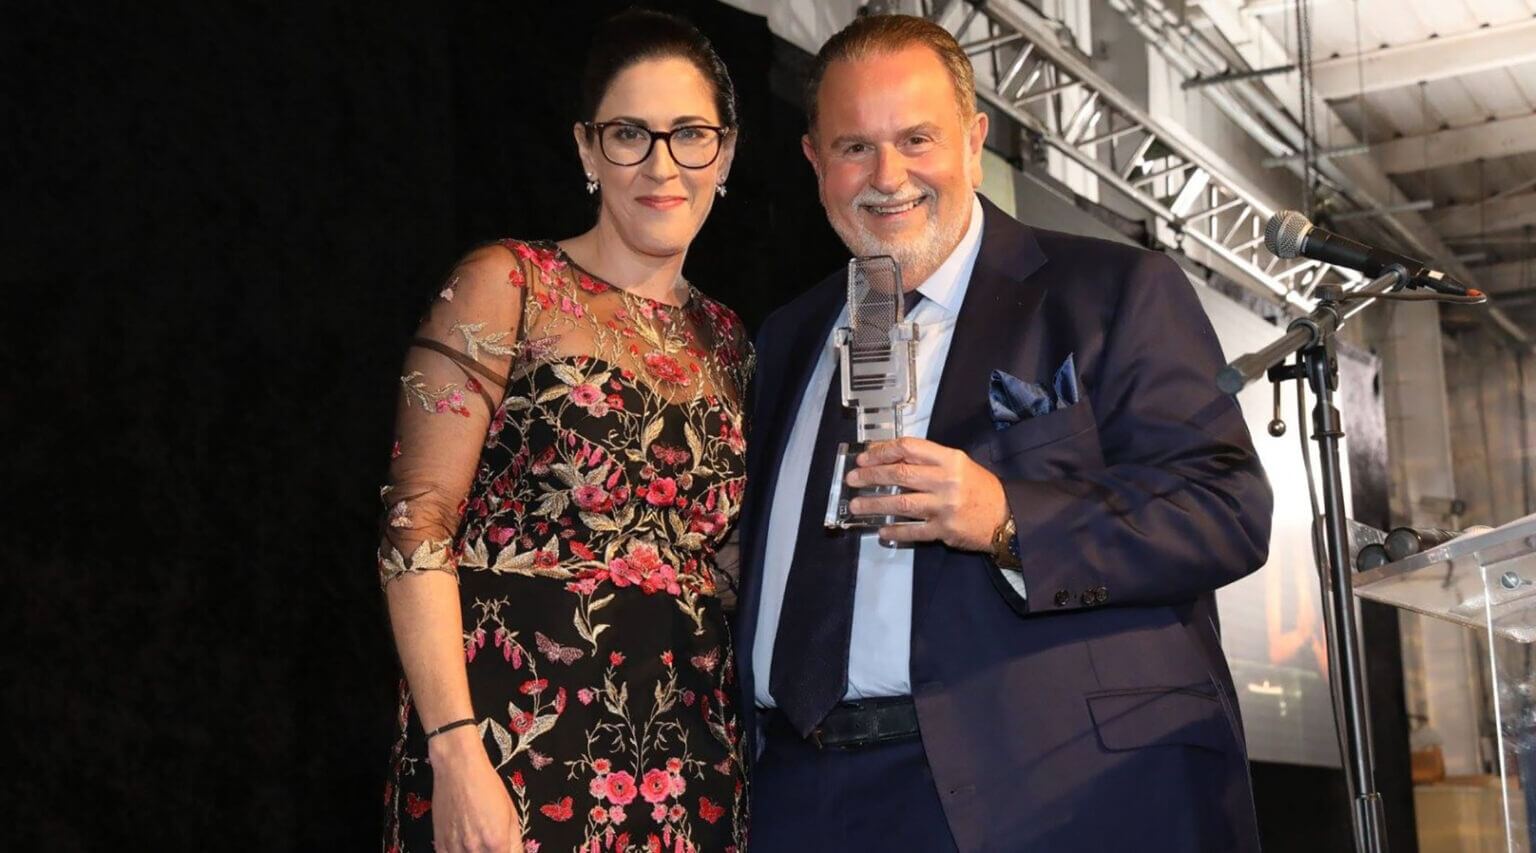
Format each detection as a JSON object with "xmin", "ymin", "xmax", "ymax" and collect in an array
[
  {"xmin": 1354, "ymin": 543, "xmax": 1390, "ymax": 572},
  {"xmin": 824, "ymin": 255, "xmax": 921, "ymax": 530},
  {"xmin": 1264, "ymin": 210, "xmax": 1476, "ymax": 297},
  {"xmin": 1382, "ymin": 526, "xmax": 1464, "ymax": 562}
]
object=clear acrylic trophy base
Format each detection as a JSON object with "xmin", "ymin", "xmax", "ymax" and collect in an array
[{"xmin": 824, "ymin": 441, "xmax": 923, "ymax": 530}]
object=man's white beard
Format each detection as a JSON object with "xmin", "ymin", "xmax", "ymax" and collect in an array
[{"xmin": 826, "ymin": 177, "xmax": 970, "ymax": 286}]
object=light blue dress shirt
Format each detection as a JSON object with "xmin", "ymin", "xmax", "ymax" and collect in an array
[{"xmin": 753, "ymin": 194, "xmax": 987, "ymax": 706}]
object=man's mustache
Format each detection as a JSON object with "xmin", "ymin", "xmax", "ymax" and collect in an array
[{"xmin": 850, "ymin": 185, "xmax": 936, "ymax": 211}]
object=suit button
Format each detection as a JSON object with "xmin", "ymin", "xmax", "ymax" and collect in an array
[
  {"xmin": 1080, "ymin": 590, "xmax": 1096, "ymax": 606},
  {"xmin": 1096, "ymin": 586, "xmax": 1109, "ymax": 604},
  {"xmin": 1054, "ymin": 589, "xmax": 1071, "ymax": 607}
]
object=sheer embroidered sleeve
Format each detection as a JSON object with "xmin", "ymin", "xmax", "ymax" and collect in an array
[{"xmin": 377, "ymin": 243, "xmax": 525, "ymax": 586}]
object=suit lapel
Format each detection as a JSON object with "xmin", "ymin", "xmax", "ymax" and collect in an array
[{"xmin": 913, "ymin": 196, "xmax": 1050, "ymax": 616}]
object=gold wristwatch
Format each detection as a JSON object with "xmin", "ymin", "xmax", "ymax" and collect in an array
[{"xmin": 989, "ymin": 513, "xmax": 1021, "ymax": 569}]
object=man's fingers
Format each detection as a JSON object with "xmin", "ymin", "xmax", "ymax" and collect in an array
[
  {"xmin": 857, "ymin": 436, "xmax": 948, "ymax": 467},
  {"xmin": 848, "ymin": 491, "xmax": 937, "ymax": 519},
  {"xmin": 845, "ymin": 461, "xmax": 937, "ymax": 490}
]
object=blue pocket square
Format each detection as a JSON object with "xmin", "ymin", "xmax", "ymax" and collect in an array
[{"xmin": 989, "ymin": 354, "xmax": 1079, "ymax": 431}]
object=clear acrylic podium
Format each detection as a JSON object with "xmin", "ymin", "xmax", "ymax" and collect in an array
[{"xmin": 1355, "ymin": 512, "xmax": 1536, "ymax": 851}]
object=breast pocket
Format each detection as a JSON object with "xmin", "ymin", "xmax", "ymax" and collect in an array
[{"xmin": 978, "ymin": 394, "xmax": 1099, "ymax": 465}]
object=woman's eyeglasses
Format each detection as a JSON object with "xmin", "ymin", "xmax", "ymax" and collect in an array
[{"xmin": 584, "ymin": 122, "xmax": 730, "ymax": 169}]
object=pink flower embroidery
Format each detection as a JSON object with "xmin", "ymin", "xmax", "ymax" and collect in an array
[
  {"xmin": 608, "ymin": 557, "xmax": 642, "ymax": 588},
  {"xmin": 645, "ymin": 478, "xmax": 678, "ymax": 507},
  {"xmin": 510, "ymin": 711, "xmax": 535, "ymax": 734},
  {"xmin": 688, "ymin": 506, "xmax": 728, "ymax": 537},
  {"xmin": 605, "ymin": 771, "xmax": 637, "ymax": 805},
  {"xmin": 570, "ymin": 383, "xmax": 603, "ymax": 406},
  {"xmin": 640, "ymin": 769, "xmax": 672, "ymax": 804},
  {"xmin": 572, "ymin": 484, "xmax": 613, "ymax": 513},
  {"xmin": 435, "ymin": 389, "xmax": 469, "ymax": 416},
  {"xmin": 643, "ymin": 352, "xmax": 690, "ymax": 386}
]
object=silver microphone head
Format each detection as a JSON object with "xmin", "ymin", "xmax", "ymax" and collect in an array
[
  {"xmin": 847, "ymin": 256, "xmax": 903, "ymax": 352},
  {"xmin": 1264, "ymin": 210, "xmax": 1312, "ymax": 259}
]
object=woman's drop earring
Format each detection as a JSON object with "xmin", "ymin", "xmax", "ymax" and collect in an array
[
  {"xmin": 715, "ymin": 182, "xmax": 728, "ymax": 198},
  {"xmin": 586, "ymin": 174, "xmax": 599, "ymax": 195}
]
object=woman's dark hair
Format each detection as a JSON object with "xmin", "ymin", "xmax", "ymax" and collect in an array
[{"xmin": 580, "ymin": 8, "xmax": 738, "ymax": 131}]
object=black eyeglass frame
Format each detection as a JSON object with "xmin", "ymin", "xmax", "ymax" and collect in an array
[{"xmin": 583, "ymin": 121, "xmax": 733, "ymax": 169}]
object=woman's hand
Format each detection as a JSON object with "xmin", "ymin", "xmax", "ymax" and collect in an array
[{"xmin": 428, "ymin": 727, "xmax": 524, "ymax": 853}]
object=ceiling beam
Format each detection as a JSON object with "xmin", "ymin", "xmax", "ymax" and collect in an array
[
  {"xmin": 1310, "ymin": 18, "xmax": 1536, "ymax": 100},
  {"xmin": 1374, "ymin": 113, "xmax": 1536, "ymax": 174},
  {"xmin": 1186, "ymin": 0, "xmax": 1529, "ymax": 346},
  {"xmin": 1240, "ymin": 0, "xmax": 1345, "ymax": 17},
  {"xmin": 1187, "ymin": 2, "xmax": 1480, "ymax": 272},
  {"xmin": 1427, "ymin": 192, "xmax": 1536, "ymax": 239}
]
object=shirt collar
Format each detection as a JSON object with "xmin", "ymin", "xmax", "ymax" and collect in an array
[{"xmin": 911, "ymin": 193, "xmax": 985, "ymax": 316}]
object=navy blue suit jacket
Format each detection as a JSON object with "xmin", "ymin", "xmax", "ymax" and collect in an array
[{"xmin": 736, "ymin": 196, "xmax": 1274, "ymax": 852}]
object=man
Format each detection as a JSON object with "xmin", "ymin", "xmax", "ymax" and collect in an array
[{"xmin": 736, "ymin": 14, "xmax": 1274, "ymax": 853}]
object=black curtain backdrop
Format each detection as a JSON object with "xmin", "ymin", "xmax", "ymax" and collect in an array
[
  {"xmin": 6, "ymin": 2, "xmax": 1409, "ymax": 850},
  {"xmin": 6, "ymin": 2, "xmax": 842, "ymax": 848}
]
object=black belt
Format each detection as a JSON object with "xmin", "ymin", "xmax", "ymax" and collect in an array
[{"xmin": 764, "ymin": 696, "xmax": 919, "ymax": 749}]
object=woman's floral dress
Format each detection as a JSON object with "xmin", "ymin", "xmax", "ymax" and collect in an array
[{"xmin": 380, "ymin": 239, "xmax": 752, "ymax": 853}]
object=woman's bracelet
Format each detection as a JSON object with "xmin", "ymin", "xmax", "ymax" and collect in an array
[{"xmin": 424, "ymin": 717, "xmax": 477, "ymax": 741}]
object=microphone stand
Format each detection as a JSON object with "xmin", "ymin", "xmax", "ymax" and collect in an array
[{"xmin": 1219, "ymin": 268, "xmax": 1405, "ymax": 853}]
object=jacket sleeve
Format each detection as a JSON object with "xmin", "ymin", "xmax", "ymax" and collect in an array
[{"xmin": 1000, "ymin": 251, "xmax": 1273, "ymax": 613}]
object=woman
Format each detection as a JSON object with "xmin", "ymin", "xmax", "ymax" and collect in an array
[{"xmin": 380, "ymin": 10, "xmax": 751, "ymax": 852}]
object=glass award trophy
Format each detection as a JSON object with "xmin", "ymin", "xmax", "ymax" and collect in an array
[{"xmin": 823, "ymin": 255, "xmax": 921, "ymax": 530}]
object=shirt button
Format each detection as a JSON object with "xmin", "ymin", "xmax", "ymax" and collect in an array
[{"xmin": 1054, "ymin": 589, "xmax": 1071, "ymax": 607}]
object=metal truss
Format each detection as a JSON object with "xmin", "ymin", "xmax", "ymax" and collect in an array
[{"xmin": 930, "ymin": 0, "xmax": 1365, "ymax": 309}]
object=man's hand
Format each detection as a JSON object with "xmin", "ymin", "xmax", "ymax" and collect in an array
[{"xmin": 845, "ymin": 437, "xmax": 1008, "ymax": 551}]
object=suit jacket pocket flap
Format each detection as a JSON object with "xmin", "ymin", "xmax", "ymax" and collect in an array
[
  {"xmin": 1087, "ymin": 687, "xmax": 1228, "ymax": 753},
  {"xmin": 982, "ymin": 395, "xmax": 1096, "ymax": 462}
]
